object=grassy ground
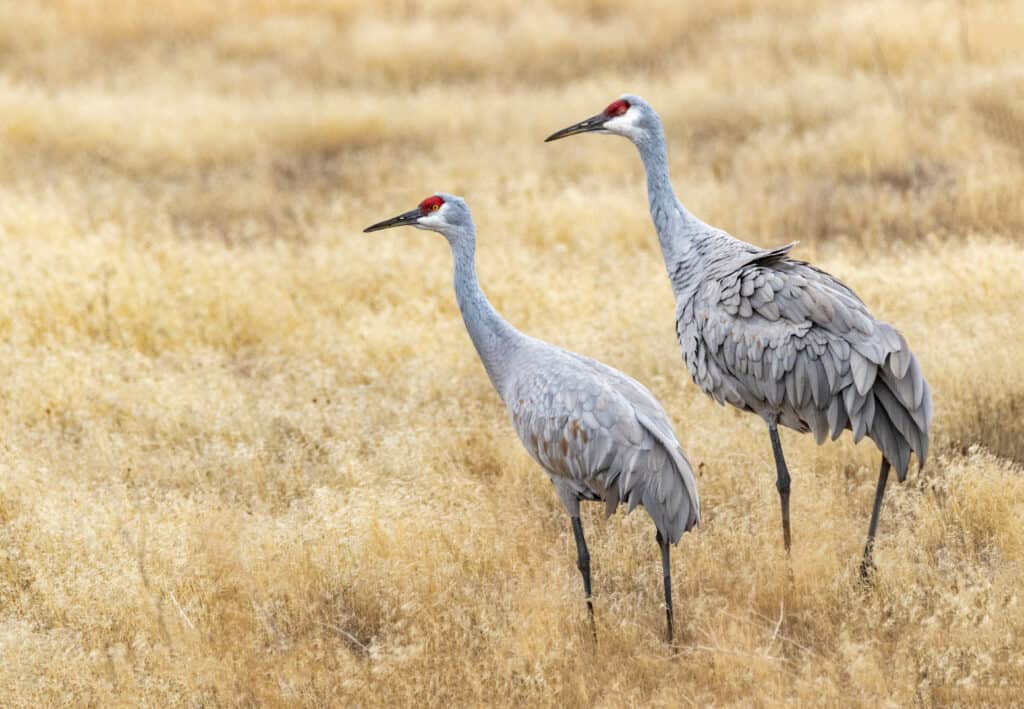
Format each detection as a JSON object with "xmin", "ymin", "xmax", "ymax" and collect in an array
[{"xmin": 1, "ymin": 0, "xmax": 1024, "ymax": 705}]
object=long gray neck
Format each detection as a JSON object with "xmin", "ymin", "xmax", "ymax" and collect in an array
[
  {"xmin": 635, "ymin": 125, "xmax": 709, "ymax": 293},
  {"xmin": 448, "ymin": 230, "xmax": 520, "ymax": 394}
]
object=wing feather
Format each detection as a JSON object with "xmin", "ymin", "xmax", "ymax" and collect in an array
[{"xmin": 680, "ymin": 247, "xmax": 930, "ymax": 474}]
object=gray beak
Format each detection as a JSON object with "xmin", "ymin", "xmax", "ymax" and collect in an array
[
  {"xmin": 544, "ymin": 112, "xmax": 608, "ymax": 142},
  {"xmin": 363, "ymin": 208, "xmax": 422, "ymax": 233}
]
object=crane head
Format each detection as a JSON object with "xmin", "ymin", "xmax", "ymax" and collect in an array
[
  {"xmin": 363, "ymin": 193, "xmax": 472, "ymax": 237},
  {"xmin": 545, "ymin": 94, "xmax": 653, "ymax": 143}
]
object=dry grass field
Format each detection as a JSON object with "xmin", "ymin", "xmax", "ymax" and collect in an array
[{"xmin": 1, "ymin": 0, "xmax": 1024, "ymax": 705}]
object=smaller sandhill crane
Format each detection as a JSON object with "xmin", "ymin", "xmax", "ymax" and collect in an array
[
  {"xmin": 365, "ymin": 194, "xmax": 700, "ymax": 641},
  {"xmin": 546, "ymin": 95, "xmax": 932, "ymax": 579}
]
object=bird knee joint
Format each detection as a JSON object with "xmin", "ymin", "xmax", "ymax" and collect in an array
[{"xmin": 776, "ymin": 478, "xmax": 791, "ymax": 495}]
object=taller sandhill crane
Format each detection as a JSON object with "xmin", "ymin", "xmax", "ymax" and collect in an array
[
  {"xmin": 364, "ymin": 193, "xmax": 700, "ymax": 641},
  {"xmin": 546, "ymin": 95, "xmax": 932, "ymax": 579}
]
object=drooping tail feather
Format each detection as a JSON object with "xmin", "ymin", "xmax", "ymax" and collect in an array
[{"xmin": 866, "ymin": 338, "xmax": 932, "ymax": 481}]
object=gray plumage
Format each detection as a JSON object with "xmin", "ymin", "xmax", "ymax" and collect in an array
[
  {"xmin": 364, "ymin": 193, "xmax": 698, "ymax": 639},
  {"xmin": 672, "ymin": 241, "xmax": 931, "ymax": 481},
  {"xmin": 546, "ymin": 95, "xmax": 932, "ymax": 575},
  {"xmin": 509, "ymin": 347, "xmax": 699, "ymax": 542}
]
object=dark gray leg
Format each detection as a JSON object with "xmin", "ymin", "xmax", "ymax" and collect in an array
[
  {"xmin": 657, "ymin": 530, "xmax": 674, "ymax": 643},
  {"xmin": 571, "ymin": 516, "xmax": 596, "ymax": 638},
  {"xmin": 768, "ymin": 422, "xmax": 792, "ymax": 553},
  {"xmin": 859, "ymin": 458, "xmax": 891, "ymax": 582}
]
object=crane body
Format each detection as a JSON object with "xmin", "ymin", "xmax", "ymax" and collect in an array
[
  {"xmin": 547, "ymin": 96, "xmax": 932, "ymax": 577},
  {"xmin": 365, "ymin": 193, "xmax": 699, "ymax": 640}
]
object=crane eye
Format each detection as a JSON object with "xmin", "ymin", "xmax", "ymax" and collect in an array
[
  {"xmin": 418, "ymin": 195, "xmax": 445, "ymax": 213},
  {"xmin": 604, "ymin": 99, "xmax": 630, "ymax": 117}
]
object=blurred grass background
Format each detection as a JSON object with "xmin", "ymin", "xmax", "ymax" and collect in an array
[{"xmin": 1, "ymin": 0, "xmax": 1023, "ymax": 705}]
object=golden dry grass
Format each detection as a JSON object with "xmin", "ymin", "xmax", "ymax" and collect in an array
[{"xmin": 1, "ymin": 0, "xmax": 1024, "ymax": 705}]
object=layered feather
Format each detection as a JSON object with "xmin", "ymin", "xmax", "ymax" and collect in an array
[
  {"xmin": 507, "ymin": 344, "xmax": 700, "ymax": 544},
  {"xmin": 676, "ymin": 248, "xmax": 932, "ymax": 480}
]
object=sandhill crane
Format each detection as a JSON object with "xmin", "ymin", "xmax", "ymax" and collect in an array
[
  {"xmin": 546, "ymin": 96, "xmax": 932, "ymax": 579},
  {"xmin": 364, "ymin": 193, "xmax": 700, "ymax": 641}
]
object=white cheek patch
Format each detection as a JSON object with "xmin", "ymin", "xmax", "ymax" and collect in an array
[
  {"xmin": 417, "ymin": 211, "xmax": 445, "ymax": 229},
  {"xmin": 606, "ymin": 108, "xmax": 642, "ymax": 137}
]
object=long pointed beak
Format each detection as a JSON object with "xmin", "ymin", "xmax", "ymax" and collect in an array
[
  {"xmin": 363, "ymin": 208, "xmax": 422, "ymax": 233},
  {"xmin": 544, "ymin": 112, "xmax": 608, "ymax": 142}
]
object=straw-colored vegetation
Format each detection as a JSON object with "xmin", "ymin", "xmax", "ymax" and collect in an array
[{"xmin": 1, "ymin": 0, "xmax": 1023, "ymax": 705}]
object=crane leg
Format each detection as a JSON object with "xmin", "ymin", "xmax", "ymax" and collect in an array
[
  {"xmin": 859, "ymin": 458, "xmax": 891, "ymax": 582},
  {"xmin": 767, "ymin": 422, "xmax": 792, "ymax": 554},
  {"xmin": 570, "ymin": 516, "xmax": 596, "ymax": 639},
  {"xmin": 657, "ymin": 530, "xmax": 674, "ymax": 643}
]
